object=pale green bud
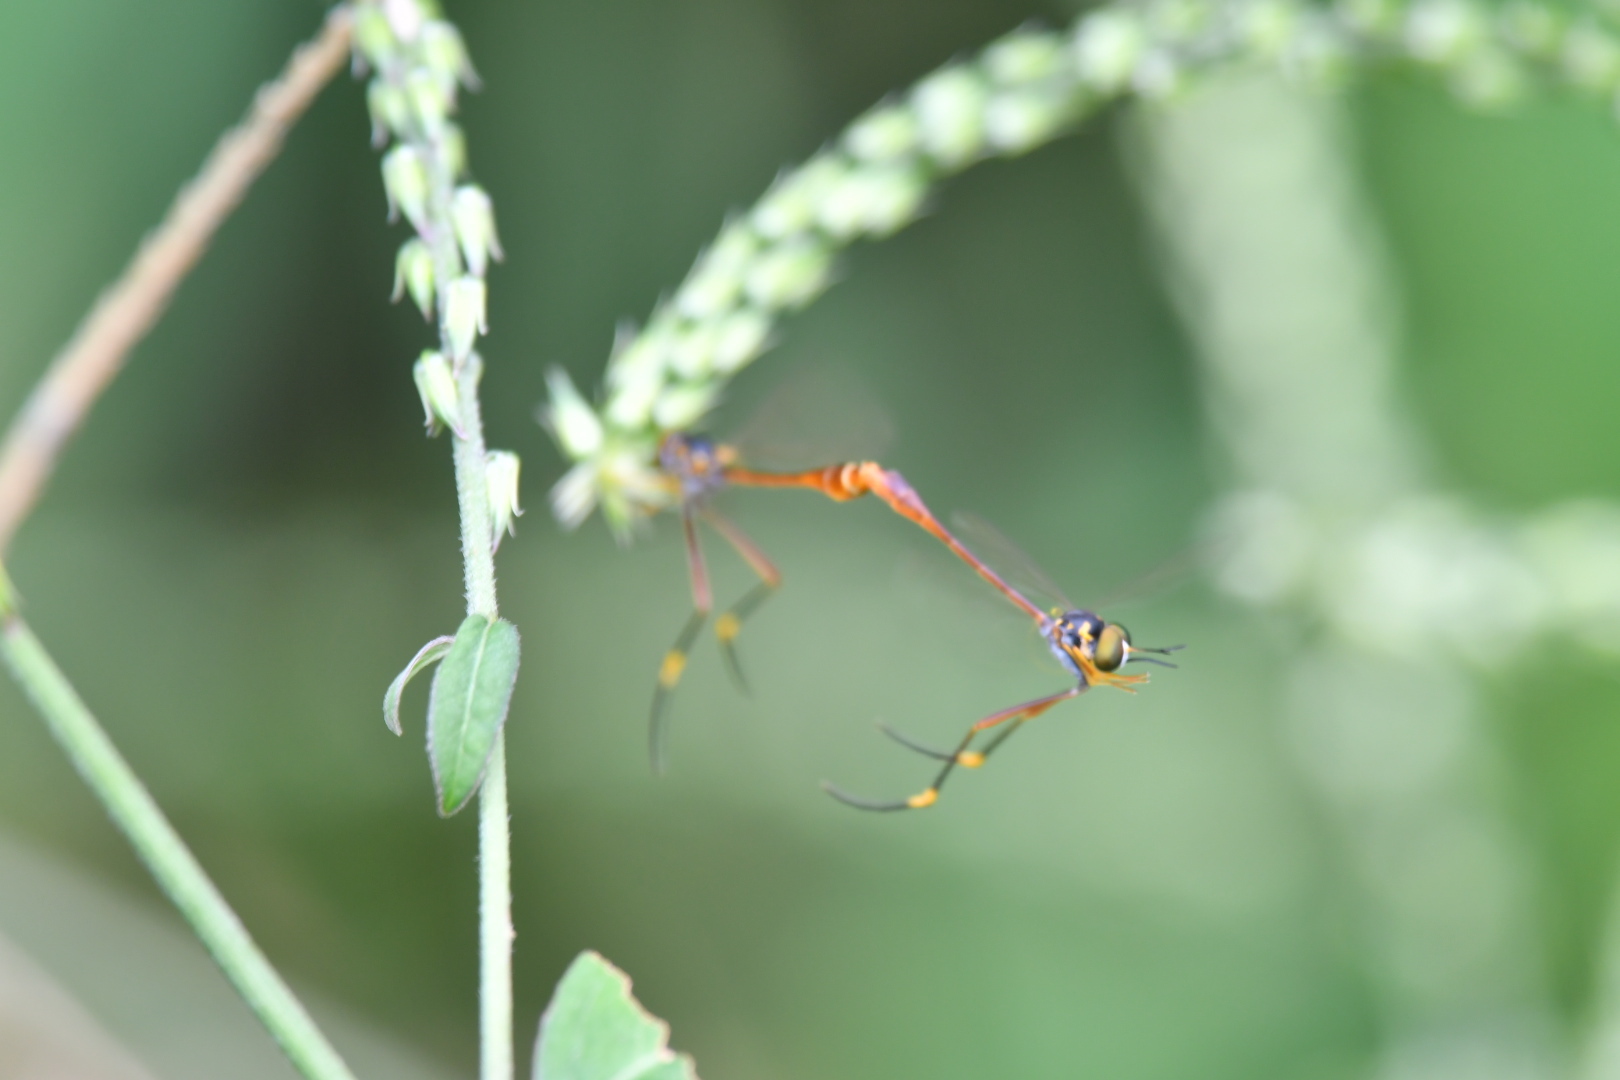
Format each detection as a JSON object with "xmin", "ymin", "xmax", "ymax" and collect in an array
[
  {"xmin": 1281, "ymin": 17, "xmax": 1353, "ymax": 85},
  {"xmin": 1073, "ymin": 11, "xmax": 1145, "ymax": 92},
  {"xmin": 392, "ymin": 239, "xmax": 435, "ymax": 319},
  {"xmin": 1563, "ymin": 22, "xmax": 1620, "ymax": 90},
  {"xmin": 816, "ymin": 166, "xmax": 928, "ymax": 239},
  {"xmin": 451, "ymin": 185, "xmax": 503, "ymax": 277},
  {"xmin": 676, "ymin": 252, "xmax": 746, "ymax": 320},
  {"xmin": 744, "ymin": 239, "xmax": 834, "ymax": 311},
  {"xmin": 413, "ymin": 349, "xmax": 463, "ymax": 438},
  {"xmin": 668, "ymin": 323, "xmax": 719, "ymax": 379},
  {"xmin": 604, "ymin": 365, "xmax": 663, "ymax": 429},
  {"xmin": 653, "ymin": 381, "xmax": 721, "ymax": 431},
  {"xmin": 753, "ymin": 157, "xmax": 849, "ymax": 240},
  {"xmin": 605, "ymin": 328, "xmax": 670, "ymax": 393},
  {"xmin": 485, "ymin": 450, "xmax": 523, "ymax": 551},
  {"xmin": 367, "ymin": 80, "xmax": 410, "ymax": 147},
  {"xmin": 912, "ymin": 67, "xmax": 989, "ymax": 168},
  {"xmin": 1450, "ymin": 46, "xmax": 1525, "ymax": 106},
  {"xmin": 550, "ymin": 461, "xmax": 600, "ymax": 530},
  {"xmin": 1238, "ymin": 0, "xmax": 1301, "ymax": 58},
  {"xmin": 382, "ymin": 145, "xmax": 430, "ymax": 230},
  {"xmin": 442, "ymin": 276, "xmax": 487, "ymax": 362},
  {"xmin": 844, "ymin": 102, "xmax": 921, "ymax": 162},
  {"xmin": 1337, "ymin": 0, "xmax": 1400, "ymax": 35},
  {"xmin": 353, "ymin": 8, "xmax": 399, "ymax": 68},
  {"xmin": 1132, "ymin": 51, "xmax": 1183, "ymax": 100},
  {"xmin": 543, "ymin": 367, "xmax": 605, "ymax": 458},
  {"xmin": 711, "ymin": 308, "xmax": 772, "ymax": 374},
  {"xmin": 406, "ymin": 67, "xmax": 456, "ymax": 135},
  {"xmin": 1500, "ymin": 1, "xmax": 1562, "ymax": 57},
  {"xmin": 1405, "ymin": 0, "xmax": 1486, "ymax": 63},
  {"xmin": 421, "ymin": 20, "xmax": 480, "ymax": 90},
  {"xmin": 984, "ymin": 29, "xmax": 1066, "ymax": 85},
  {"xmin": 440, "ymin": 123, "xmax": 469, "ymax": 178},
  {"xmin": 984, "ymin": 92, "xmax": 1073, "ymax": 155},
  {"xmin": 383, "ymin": 0, "xmax": 426, "ymax": 43}
]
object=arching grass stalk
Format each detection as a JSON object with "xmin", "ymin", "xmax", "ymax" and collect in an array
[
  {"xmin": 0, "ymin": 573, "xmax": 359, "ymax": 1080},
  {"xmin": 354, "ymin": 3, "xmax": 519, "ymax": 1079},
  {"xmin": 545, "ymin": 0, "xmax": 1620, "ymax": 537}
]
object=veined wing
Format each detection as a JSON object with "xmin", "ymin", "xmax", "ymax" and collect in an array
[
  {"xmin": 949, "ymin": 511, "xmax": 1074, "ymax": 616},
  {"xmin": 726, "ymin": 363, "xmax": 895, "ymax": 470}
]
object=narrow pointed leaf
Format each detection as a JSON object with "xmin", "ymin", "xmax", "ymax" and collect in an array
[
  {"xmin": 533, "ymin": 952, "xmax": 699, "ymax": 1080},
  {"xmin": 383, "ymin": 635, "xmax": 454, "ymax": 735},
  {"xmin": 426, "ymin": 614, "xmax": 520, "ymax": 816}
]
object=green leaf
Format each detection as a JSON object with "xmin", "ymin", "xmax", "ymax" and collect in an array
[
  {"xmin": 426, "ymin": 614, "xmax": 520, "ymax": 816},
  {"xmin": 533, "ymin": 952, "xmax": 698, "ymax": 1080},
  {"xmin": 383, "ymin": 635, "xmax": 454, "ymax": 735}
]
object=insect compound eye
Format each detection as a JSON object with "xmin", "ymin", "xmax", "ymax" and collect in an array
[{"xmin": 1093, "ymin": 623, "xmax": 1130, "ymax": 672}]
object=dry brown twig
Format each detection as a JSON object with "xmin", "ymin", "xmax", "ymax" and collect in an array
[{"xmin": 0, "ymin": 8, "xmax": 354, "ymax": 552}]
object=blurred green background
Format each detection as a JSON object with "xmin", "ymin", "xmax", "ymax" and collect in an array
[{"xmin": 4, "ymin": 1, "xmax": 1620, "ymax": 1078}]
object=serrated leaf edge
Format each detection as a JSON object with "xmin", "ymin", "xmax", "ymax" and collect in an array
[
  {"xmin": 534, "ymin": 951, "xmax": 696, "ymax": 1080},
  {"xmin": 384, "ymin": 635, "xmax": 455, "ymax": 735}
]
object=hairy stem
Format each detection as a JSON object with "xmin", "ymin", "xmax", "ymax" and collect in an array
[
  {"xmin": 449, "ymin": 350, "xmax": 512, "ymax": 1080},
  {"xmin": 0, "ymin": 609, "xmax": 357, "ymax": 1080},
  {"xmin": 0, "ymin": 8, "xmax": 352, "ymax": 553}
]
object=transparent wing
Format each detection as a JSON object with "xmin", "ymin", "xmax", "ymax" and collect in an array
[
  {"xmin": 949, "ymin": 511, "xmax": 1074, "ymax": 615},
  {"xmin": 725, "ymin": 363, "xmax": 896, "ymax": 470}
]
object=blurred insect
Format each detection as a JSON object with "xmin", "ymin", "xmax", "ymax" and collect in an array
[
  {"xmin": 822, "ymin": 511, "xmax": 1182, "ymax": 812},
  {"xmin": 650, "ymin": 428, "xmax": 981, "ymax": 773}
]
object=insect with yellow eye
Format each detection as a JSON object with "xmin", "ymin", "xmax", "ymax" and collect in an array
[{"xmin": 823, "ymin": 512, "xmax": 1182, "ymax": 812}]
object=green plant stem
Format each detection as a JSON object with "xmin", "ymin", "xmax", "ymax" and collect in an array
[
  {"xmin": 477, "ymin": 737, "xmax": 513, "ymax": 1080},
  {"xmin": 450, "ymin": 356, "xmax": 513, "ymax": 1080},
  {"xmin": 0, "ymin": 611, "xmax": 358, "ymax": 1080}
]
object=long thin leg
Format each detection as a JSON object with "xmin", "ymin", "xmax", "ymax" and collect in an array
[
  {"xmin": 649, "ymin": 506, "xmax": 711, "ymax": 774},
  {"xmin": 699, "ymin": 508, "xmax": 782, "ymax": 694},
  {"xmin": 723, "ymin": 461, "xmax": 1046, "ymax": 623},
  {"xmin": 824, "ymin": 685, "xmax": 1082, "ymax": 811}
]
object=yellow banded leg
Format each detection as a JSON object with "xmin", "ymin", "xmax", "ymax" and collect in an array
[
  {"xmin": 715, "ymin": 579, "xmax": 777, "ymax": 694},
  {"xmin": 824, "ymin": 686, "xmax": 1080, "ymax": 812},
  {"xmin": 649, "ymin": 609, "xmax": 708, "ymax": 775}
]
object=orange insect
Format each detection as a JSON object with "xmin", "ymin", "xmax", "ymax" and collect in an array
[
  {"xmin": 821, "ymin": 512, "xmax": 1181, "ymax": 811},
  {"xmin": 649, "ymin": 431, "xmax": 973, "ymax": 773}
]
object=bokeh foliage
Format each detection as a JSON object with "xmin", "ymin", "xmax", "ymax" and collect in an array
[{"xmin": 2, "ymin": 0, "xmax": 1620, "ymax": 1077}]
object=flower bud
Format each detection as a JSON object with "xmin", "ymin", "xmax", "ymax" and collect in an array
[
  {"xmin": 711, "ymin": 308, "xmax": 772, "ymax": 374},
  {"xmin": 406, "ymin": 67, "xmax": 456, "ymax": 135},
  {"xmin": 392, "ymin": 238, "xmax": 436, "ymax": 319},
  {"xmin": 752, "ymin": 156, "xmax": 848, "ymax": 240},
  {"xmin": 414, "ymin": 350, "xmax": 463, "ymax": 438},
  {"xmin": 653, "ymin": 381, "xmax": 720, "ymax": 432},
  {"xmin": 382, "ymin": 0, "xmax": 426, "ymax": 44},
  {"xmin": 845, "ymin": 103, "xmax": 921, "ymax": 162},
  {"xmin": 353, "ymin": 8, "xmax": 399, "ymax": 69},
  {"xmin": 816, "ymin": 166, "xmax": 927, "ymax": 239},
  {"xmin": 984, "ymin": 29, "xmax": 1066, "ymax": 85},
  {"xmin": 984, "ymin": 91, "xmax": 1074, "ymax": 155},
  {"xmin": 550, "ymin": 461, "xmax": 601, "ymax": 531},
  {"xmin": 485, "ymin": 450, "xmax": 523, "ymax": 551},
  {"xmin": 421, "ymin": 20, "xmax": 481, "ymax": 90},
  {"xmin": 543, "ymin": 367, "xmax": 605, "ymax": 458},
  {"xmin": 1073, "ymin": 11, "xmax": 1145, "ymax": 92},
  {"xmin": 744, "ymin": 239, "xmax": 834, "ymax": 311},
  {"xmin": 451, "ymin": 185, "xmax": 503, "ymax": 277},
  {"xmin": 367, "ymin": 81, "xmax": 410, "ymax": 147},
  {"xmin": 912, "ymin": 66, "xmax": 989, "ymax": 168},
  {"xmin": 382, "ymin": 145, "xmax": 430, "ymax": 230},
  {"xmin": 442, "ymin": 276, "xmax": 487, "ymax": 362},
  {"xmin": 440, "ymin": 123, "xmax": 470, "ymax": 178},
  {"xmin": 1563, "ymin": 21, "xmax": 1620, "ymax": 89},
  {"xmin": 1405, "ymin": 0, "xmax": 1486, "ymax": 63}
]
